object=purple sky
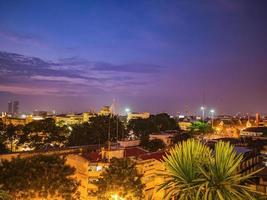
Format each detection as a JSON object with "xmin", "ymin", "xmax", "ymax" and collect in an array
[{"xmin": 0, "ymin": 0, "xmax": 267, "ymax": 115}]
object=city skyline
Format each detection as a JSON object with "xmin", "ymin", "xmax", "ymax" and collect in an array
[{"xmin": 0, "ymin": 0, "xmax": 267, "ymax": 114}]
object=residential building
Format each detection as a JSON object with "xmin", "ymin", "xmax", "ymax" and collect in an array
[
  {"xmin": 149, "ymin": 133, "xmax": 174, "ymax": 146},
  {"xmin": 127, "ymin": 112, "xmax": 150, "ymax": 121},
  {"xmin": 241, "ymin": 127, "xmax": 267, "ymax": 137},
  {"xmin": 54, "ymin": 114, "xmax": 83, "ymax": 126},
  {"xmin": 1, "ymin": 115, "xmax": 33, "ymax": 126}
]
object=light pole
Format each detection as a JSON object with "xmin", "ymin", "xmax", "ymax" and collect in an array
[
  {"xmin": 200, "ymin": 106, "xmax": 205, "ymax": 122},
  {"xmin": 210, "ymin": 109, "xmax": 215, "ymax": 128}
]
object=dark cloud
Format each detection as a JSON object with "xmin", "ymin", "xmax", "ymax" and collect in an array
[{"xmin": 0, "ymin": 51, "xmax": 158, "ymax": 96}]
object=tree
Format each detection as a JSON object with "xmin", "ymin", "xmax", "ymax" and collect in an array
[
  {"xmin": 0, "ymin": 135, "xmax": 9, "ymax": 154},
  {"xmin": 128, "ymin": 118, "xmax": 155, "ymax": 137},
  {"xmin": 151, "ymin": 113, "xmax": 178, "ymax": 132},
  {"xmin": 144, "ymin": 139, "xmax": 166, "ymax": 152},
  {"xmin": 89, "ymin": 115, "xmax": 125, "ymax": 142},
  {"xmin": 127, "ymin": 113, "xmax": 179, "ymax": 148},
  {"xmin": 68, "ymin": 115, "xmax": 126, "ymax": 146},
  {"xmin": 172, "ymin": 132, "xmax": 192, "ymax": 144},
  {"xmin": 95, "ymin": 158, "xmax": 144, "ymax": 200},
  {"xmin": 128, "ymin": 113, "xmax": 178, "ymax": 138},
  {"xmin": 5, "ymin": 125, "xmax": 16, "ymax": 151},
  {"xmin": 68, "ymin": 122, "xmax": 100, "ymax": 146},
  {"xmin": 20, "ymin": 118, "xmax": 69, "ymax": 150},
  {"xmin": 159, "ymin": 139, "xmax": 263, "ymax": 200},
  {"xmin": 0, "ymin": 120, "xmax": 4, "ymax": 133},
  {"xmin": 0, "ymin": 155, "xmax": 80, "ymax": 200},
  {"xmin": 189, "ymin": 121, "xmax": 213, "ymax": 135}
]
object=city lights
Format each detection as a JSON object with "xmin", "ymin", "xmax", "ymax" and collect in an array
[{"xmin": 0, "ymin": 0, "xmax": 266, "ymax": 199}]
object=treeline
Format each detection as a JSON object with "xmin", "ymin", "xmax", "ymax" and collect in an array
[{"xmin": 0, "ymin": 113, "xmax": 180, "ymax": 153}]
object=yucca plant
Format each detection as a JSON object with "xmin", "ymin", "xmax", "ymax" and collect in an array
[
  {"xmin": 159, "ymin": 139, "xmax": 264, "ymax": 200},
  {"xmin": 158, "ymin": 139, "xmax": 211, "ymax": 199}
]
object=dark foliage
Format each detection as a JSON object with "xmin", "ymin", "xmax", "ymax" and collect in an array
[
  {"xmin": 128, "ymin": 113, "xmax": 179, "ymax": 142},
  {"xmin": 0, "ymin": 155, "xmax": 80, "ymax": 200},
  {"xmin": 19, "ymin": 118, "xmax": 69, "ymax": 150},
  {"xmin": 68, "ymin": 115, "xmax": 125, "ymax": 146},
  {"xmin": 144, "ymin": 138, "xmax": 166, "ymax": 152},
  {"xmin": 94, "ymin": 158, "xmax": 144, "ymax": 200},
  {"xmin": 172, "ymin": 132, "xmax": 193, "ymax": 144}
]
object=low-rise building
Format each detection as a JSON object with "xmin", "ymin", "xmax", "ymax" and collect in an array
[
  {"xmin": 149, "ymin": 133, "xmax": 174, "ymax": 146},
  {"xmin": 1, "ymin": 115, "xmax": 33, "ymax": 126},
  {"xmin": 241, "ymin": 127, "xmax": 267, "ymax": 137},
  {"xmin": 54, "ymin": 114, "xmax": 83, "ymax": 126},
  {"xmin": 117, "ymin": 139, "xmax": 140, "ymax": 148},
  {"xmin": 127, "ymin": 112, "xmax": 150, "ymax": 121}
]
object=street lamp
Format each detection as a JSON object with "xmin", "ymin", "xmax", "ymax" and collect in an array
[
  {"xmin": 125, "ymin": 108, "xmax": 131, "ymax": 113},
  {"xmin": 210, "ymin": 109, "xmax": 215, "ymax": 128},
  {"xmin": 200, "ymin": 106, "xmax": 206, "ymax": 122}
]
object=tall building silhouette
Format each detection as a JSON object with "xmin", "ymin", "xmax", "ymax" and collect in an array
[
  {"xmin": 7, "ymin": 100, "xmax": 19, "ymax": 116},
  {"xmin": 13, "ymin": 101, "xmax": 19, "ymax": 116},
  {"xmin": 8, "ymin": 101, "xmax": 12, "ymax": 114}
]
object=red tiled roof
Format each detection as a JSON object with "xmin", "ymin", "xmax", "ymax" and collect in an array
[
  {"xmin": 138, "ymin": 151, "xmax": 166, "ymax": 161},
  {"xmin": 82, "ymin": 151, "xmax": 102, "ymax": 162},
  {"xmin": 124, "ymin": 147, "xmax": 148, "ymax": 157}
]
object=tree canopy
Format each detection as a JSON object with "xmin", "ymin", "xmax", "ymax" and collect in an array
[
  {"xmin": 19, "ymin": 118, "xmax": 69, "ymax": 150},
  {"xmin": 172, "ymin": 132, "xmax": 193, "ymax": 144},
  {"xmin": 128, "ymin": 113, "xmax": 178, "ymax": 137},
  {"xmin": 143, "ymin": 138, "xmax": 166, "ymax": 152},
  {"xmin": 0, "ymin": 135, "xmax": 9, "ymax": 154},
  {"xmin": 0, "ymin": 154, "xmax": 80, "ymax": 200},
  {"xmin": 128, "ymin": 113, "xmax": 179, "ymax": 146},
  {"xmin": 189, "ymin": 121, "xmax": 213, "ymax": 135},
  {"xmin": 94, "ymin": 157, "xmax": 144, "ymax": 200},
  {"xmin": 68, "ymin": 115, "xmax": 125, "ymax": 146}
]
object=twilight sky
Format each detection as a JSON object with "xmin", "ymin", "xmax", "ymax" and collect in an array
[{"xmin": 0, "ymin": 0, "xmax": 267, "ymax": 115}]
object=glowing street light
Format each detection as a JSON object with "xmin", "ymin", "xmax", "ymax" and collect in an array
[
  {"xmin": 210, "ymin": 109, "xmax": 215, "ymax": 128},
  {"xmin": 125, "ymin": 108, "xmax": 131, "ymax": 113}
]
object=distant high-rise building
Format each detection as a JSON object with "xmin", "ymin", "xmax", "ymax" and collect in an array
[
  {"xmin": 13, "ymin": 101, "xmax": 19, "ymax": 116},
  {"xmin": 8, "ymin": 101, "xmax": 12, "ymax": 114}
]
